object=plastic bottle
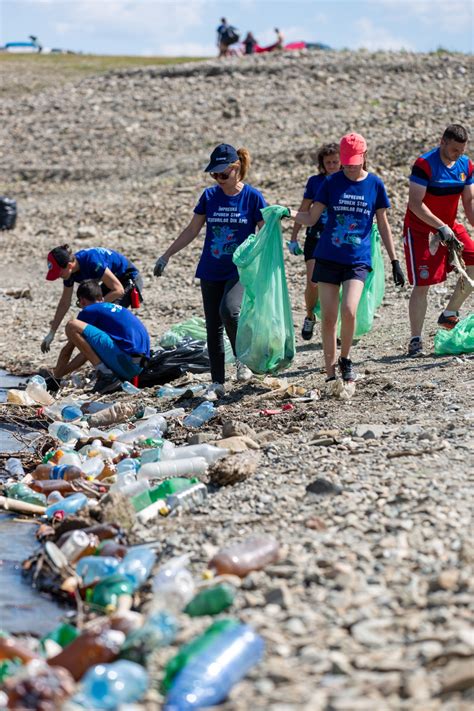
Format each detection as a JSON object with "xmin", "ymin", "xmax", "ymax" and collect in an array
[
  {"xmin": 119, "ymin": 611, "xmax": 176, "ymax": 665},
  {"xmin": 131, "ymin": 477, "xmax": 199, "ymax": 513},
  {"xmin": 0, "ymin": 635, "xmax": 38, "ymax": 663},
  {"xmin": 162, "ymin": 619, "xmax": 239, "ymax": 692},
  {"xmin": 165, "ymin": 482, "xmax": 208, "ymax": 515},
  {"xmin": 116, "ymin": 457, "xmax": 139, "ymax": 475},
  {"xmin": 4, "ymin": 660, "xmax": 75, "ymax": 709},
  {"xmin": 113, "ymin": 478, "xmax": 150, "ymax": 500},
  {"xmin": 165, "ymin": 443, "xmax": 229, "ymax": 465},
  {"xmin": 121, "ymin": 380, "xmax": 141, "ymax": 394},
  {"xmin": 60, "ymin": 530, "xmax": 100, "ymax": 564},
  {"xmin": 40, "ymin": 623, "xmax": 79, "ymax": 652},
  {"xmin": 31, "ymin": 480, "xmax": 75, "ymax": 496},
  {"xmin": 137, "ymin": 457, "xmax": 208, "ymax": 481},
  {"xmin": 45, "ymin": 492, "xmax": 88, "ymax": 519},
  {"xmin": 116, "ymin": 416, "xmax": 167, "ymax": 444},
  {"xmin": 164, "ymin": 624, "xmax": 264, "ymax": 710},
  {"xmin": 56, "ymin": 523, "xmax": 120, "ymax": 549},
  {"xmin": 140, "ymin": 447, "xmax": 163, "ymax": 465},
  {"xmin": 184, "ymin": 583, "xmax": 235, "ymax": 617},
  {"xmin": 47, "ymin": 491, "xmax": 64, "ymax": 505},
  {"xmin": 47, "ymin": 627, "xmax": 125, "ymax": 681},
  {"xmin": 183, "ymin": 401, "xmax": 216, "ymax": 428},
  {"xmin": 48, "ymin": 421, "xmax": 85, "ymax": 444},
  {"xmin": 208, "ymin": 535, "xmax": 280, "ymax": 578},
  {"xmin": 55, "ymin": 450, "xmax": 82, "ymax": 468},
  {"xmin": 76, "ymin": 556, "xmax": 121, "ymax": 587},
  {"xmin": 5, "ymin": 483, "xmax": 47, "ymax": 507},
  {"xmin": 7, "ymin": 389, "xmax": 36, "ymax": 405},
  {"xmin": 26, "ymin": 375, "xmax": 54, "ymax": 406},
  {"xmin": 90, "ymin": 574, "xmax": 135, "ymax": 612},
  {"xmin": 151, "ymin": 555, "xmax": 195, "ymax": 614},
  {"xmin": 117, "ymin": 547, "xmax": 156, "ymax": 590},
  {"xmin": 87, "ymin": 401, "xmax": 140, "ymax": 428},
  {"xmin": 81, "ymin": 456, "xmax": 105, "ymax": 479},
  {"xmin": 32, "ymin": 463, "xmax": 84, "ymax": 481},
  {"xmin": 156, "ymin": 385, "xmax": 186, "ymax": 398},
  {"xmin": 96, "ymin": 541, "xmax": 128, "ymax": 559},
  {"xmin": 61, "ymin": 404, "xmax": 83, "ymax": 422},
  {"xmin": 74, "ymin": 659, "xmax": 148, "ymax": 709},
  {"xmin": 5, "ymin": 457, "xmax": 25, "ymax": 477}
]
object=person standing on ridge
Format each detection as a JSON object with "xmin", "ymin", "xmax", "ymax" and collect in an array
[
  {"xmin": 41, "ymin": 245, "xmax": 143, "ymax": 354},
  {"xmin": 287, "ymin": 132, "xmax": 405, "ymax": 384},
  {"xmin": 288, "ymin": 142, "xmax": 341, "ymax": 341},
  {"xmin": 153, "ymin": 143, "xmax": 267, "ymax": 397},
  {"xmin": 403, "ymin": 124, "xmax": 473, "ymax": 357}
]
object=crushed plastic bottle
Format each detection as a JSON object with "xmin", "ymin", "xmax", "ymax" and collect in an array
[
  {"xmin": 76, "ymin": 556, "xmax": 121, "ymax": 586},
  {"xmin": 152, "ymin": 554, "xmax": 196, "ymax": 614},
  {"xmin": 48, "ymin": 421, "xmax": 86, "ymax": 444},
  {"xmin": 119, "ymin": 611, "xmax": 176, "ymax": 665},
  {"xmin": 164, "ymin": 624, "xmax": 264, "ymax": 710},
  {"xmin": 45, "ymin": 492, "xmax": 88, "ymax": 519},
  {"xmin": 208, "ymin": 535, "xmax": 280, "ymax": 578},
  {"xmin": 5, "ymin": 483, "xmax": 47, "ymax": 507},
  {"xmin": 165, "ymin": 482, "xmax": 208, "ymax": 516},
  {"xmin": 117, "ymin": 546, "xmax": 156, "ymax": 590},
  {"xmin": 87, "ymin": 401, "xmax": 141, "ymax": 428},
  {"xmin": 26, "ymin": 375, "xmax": 54, "ymax": 406},
  {"xmin": 5, "ymin": 457, "xmax": 25, "ymax": 477},
  {"xmin": 183, "ymin": 401, "xmax": 216, "ymax": 429},
  {"xmin": 73, "ymin": 659, "xmax": 148, "ymax": 709},
  {"xmin": 184, "ymin": 583, "xmax": 235, "ymax": 617}
]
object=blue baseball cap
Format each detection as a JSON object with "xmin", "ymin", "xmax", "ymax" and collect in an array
[{"xmin": 204, "ymin": 143, "xmax": 239, "ymax": 173}]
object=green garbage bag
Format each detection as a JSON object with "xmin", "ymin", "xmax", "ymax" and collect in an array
[
  {"xmin": 314, "ymin": 224, "xmax": 385, "ymax": 338},
  {"xmin": 233, "ymin": 205, "xmax": 295, "ymax": 373},
  {"xmin": 159, "ymin": 316, "xmax": 234, "ymax": 363},
  {"xmin": 434, "ymin": 315, "xmax": 474, "ymax": 355}
]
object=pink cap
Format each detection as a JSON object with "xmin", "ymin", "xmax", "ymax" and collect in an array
[{"xmin": 340, "ymin": 133, "xmax": 367, "ymax": 165}]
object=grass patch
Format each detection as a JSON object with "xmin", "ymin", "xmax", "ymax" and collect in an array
[{"xmin": 0, "ymin": 53, "xmax": 206, "ymax": 99}]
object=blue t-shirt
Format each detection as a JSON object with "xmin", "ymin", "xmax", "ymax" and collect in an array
[
  {"xmin": 78, "ymin": 302, "xmax": 150, "ymax": 357},
  {"xmin": 314, "ymin": 172, "xmax": 390, "ymax": 267},
  {"xmin": 64, "ymin": 248, "xmax": 136, "ymax": 287},
  {"xmin": 194, "ymin": 184, "xmax": 267, "ymax": 280},
  {"xmin": 304, "ymin": 173, "xmax": 329, "ymax": 233}
]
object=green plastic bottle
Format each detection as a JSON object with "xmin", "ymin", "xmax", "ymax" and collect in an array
[
  {"xmin": 141, "ymin": 438, "xmax": 164, "ymax": 448},
  {"xmin": 161, "ymin": 619, "xmax": 239, "ymax": 692},
  {"xmin": 89, "ymin": 574, "xmax": 134, "ymax": 611},
  {"xmin": 5, "ymin": 483, "xmax": 46, "ymax": 507},
  {"xmin": 184, "ymin": 584, "xmax": 236, "ymax": 617},
  {"xmin": 131, "ymin": 477, "xmax": 199, "ymax": 512},
  {"xmin": 40, "ymin": 623, "xmax": 79, "ymax": 652}
]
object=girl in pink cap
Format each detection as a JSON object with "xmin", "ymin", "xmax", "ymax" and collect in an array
[{"xmin": 286, "ymin": 132, "xmax": 405, "ymax": 384}]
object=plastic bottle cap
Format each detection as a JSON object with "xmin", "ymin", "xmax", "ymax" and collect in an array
[
  {"xmin": 53, "ymin": 511, "xmax": 65, "ymax": 521},
  {"xmin": 202, "ymin": 569, "xmax": 214, "ymax": 580}
]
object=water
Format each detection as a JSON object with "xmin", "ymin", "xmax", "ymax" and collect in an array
[
  {"xmin": 0, "ymin": 370, "xmax": 65, "ymax": 635},
  {"xmin": 0, "ymin": 514, "xmax": 66, "ymax": 635}
]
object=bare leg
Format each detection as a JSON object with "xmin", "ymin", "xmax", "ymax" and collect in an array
[
  {"xmin": 445, "ymin": 265, "xmax": 474, "ymax": 312},
  {"xmin": 340, "ymin": 279, "xmax": 365, "ymax": 359},
  {"xmin": 409, "ymin": 285, "xmax": 430, "ymax": 337},
  {"xmin": 305, "ymin": 259, "xmax": 318, "ymax": 318},
  {"xmin": 318, "ymin": 282, "xmax": 340, "ymax": 378},
  {"xmin": 65, "ymin": 320, "xmax": 101, "ymax": 366}
]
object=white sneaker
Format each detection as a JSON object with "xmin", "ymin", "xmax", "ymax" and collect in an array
[
  {"xmin": 206, "ymin": 382, "xmax": 226, "ymax": 400},
  {"xmin": 235, "ymin": 360, "xmax": 253, "ymax": 383}
]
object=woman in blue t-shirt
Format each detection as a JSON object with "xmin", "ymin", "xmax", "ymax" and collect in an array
[
  {"xmin": 42, "ymin": 244, "xmax": 143, "ymax": 354},
  {"xmin": 154, "ymin": 143, "xmax": 266, "ymax": 396},
  {"xmin": 288, "ymin": 133, "xmax": 405, "ymax": 384},
  {"xmin": 289, "ymin": 143, "xmax": 341, "ymax": 341}
]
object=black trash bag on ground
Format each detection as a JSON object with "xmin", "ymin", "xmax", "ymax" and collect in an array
[
  {"xmin": 0, "ymin": 196, "xmax": 17, "ymax": 230},
  {"xmin": 138, "ymin": 338, "xmax": 210, "ymax": 387}
]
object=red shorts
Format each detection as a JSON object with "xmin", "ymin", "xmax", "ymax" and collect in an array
[{"xmin": 403, "ymin": 222, "xmax": 474, "ymax": 286}]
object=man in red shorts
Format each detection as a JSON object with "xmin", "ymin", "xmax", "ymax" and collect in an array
[{"xmin": 403, "ymin": 124, "xmax": 473, "ymax": 356}]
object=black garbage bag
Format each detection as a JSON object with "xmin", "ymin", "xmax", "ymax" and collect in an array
[
  {"xmin": 138, "ymin": 338, "xmax": 210, "ymax": 387},
  {"xmin": 0, "ymin": 196, "xmax": 17, "ymax": 230}
]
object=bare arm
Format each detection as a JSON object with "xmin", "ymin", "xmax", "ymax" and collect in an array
[
  {"xmin": 461, "ymin": 184, "xmax": 474, "ymax": 226},
  {"xmin": 294, "ymin": 201, "xmax": 326, "ymax": 227},
  {"xmin": 408, "ymin": 182, "xmax": 446, "ymax": 230},
  {"xmin": 376, "ymin": 208, "xmax": 397, "ymax": 261},
  {"xmin": 291, "ymin": 198, "xmax": 313, "ymax": 240},
  {"xmin": 163, "ymin": 213, "xmax": 206, "ymax": 261},
  {"xmin": 50, "ymin": 284, "xmax": 74, "ymax": 333},
  {"xmin": 101, "ymin": 268, "xmax": 125, "ymax": 302}
]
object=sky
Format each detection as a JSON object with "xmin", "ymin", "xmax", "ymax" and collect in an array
[{"xmin": 1, "ymin": 0, "xmax": 473, "ymax": 56}]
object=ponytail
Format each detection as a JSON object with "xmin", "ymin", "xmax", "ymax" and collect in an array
[{"xmin": 235, "ymin": 147, "xmax": 251, "ymax": 180}]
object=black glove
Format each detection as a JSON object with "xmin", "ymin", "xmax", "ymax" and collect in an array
[
  {"xmin": 153, "ymin": 255, "xmax": 168, "ymax": 277},
  {"xmin": 392, "ymin": 260, "xmax": 405, "ymax": 287},
  {"xmin": 437, "ymin": 225, "xmax": 463, "ymax": 251}
]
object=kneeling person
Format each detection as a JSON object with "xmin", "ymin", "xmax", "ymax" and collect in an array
[{"xmin": 54, "ymin": 280, "xmax": 150, "ymax": 394}]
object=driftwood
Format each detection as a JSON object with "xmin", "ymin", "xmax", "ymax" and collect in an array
[{"xmin": 0, "ymin": 287, "xmax": 32, "ymax": 299}]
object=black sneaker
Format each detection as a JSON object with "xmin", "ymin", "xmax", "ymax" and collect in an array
[
  {"xmin": 337, "ymin": 356, "xmax": 356, "ymax": 382},
  {"xmin": 92, "ymin": 371, "xmax": 121, "ymax": 394},
  {"xmin": 407, "ymin": 337, "xmax": 424, "ymax": 357},
  {"xmin": 437, "ymin": 311, "xmax": 459, "ymax": 330},
  {"xmin": 301, "ymin": 316, "xmax": 316, "ymax": 341}
]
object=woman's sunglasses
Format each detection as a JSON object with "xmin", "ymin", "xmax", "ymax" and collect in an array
[{"xmin": 211, "ymin": 169, "xmax": 233, "ymax": 181}]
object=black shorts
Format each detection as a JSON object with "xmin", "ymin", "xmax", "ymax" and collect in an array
[
  {"xmin": 312, "ymin": 259, "xmax": 370, "ymax": 286},
  {"xmin": 303, "ymin": 228, "xmax": 321, "ymax": 262}
]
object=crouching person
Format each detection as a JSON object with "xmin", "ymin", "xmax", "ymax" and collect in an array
[{"xmin": 53, "ymin": 279, "xmax": 150, "ymax": 394}]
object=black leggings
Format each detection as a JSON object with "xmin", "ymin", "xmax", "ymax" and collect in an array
[{"xmin": 200, "ymin": 277, "xmax": 244, "ymax": 384}]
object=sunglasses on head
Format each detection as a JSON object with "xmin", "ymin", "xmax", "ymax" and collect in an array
[{"xmin": 211, "ymin": 168, "xmax": 233, "ymax": 180}]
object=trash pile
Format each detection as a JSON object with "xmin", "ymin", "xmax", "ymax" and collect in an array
[{"xmin": 0, "ymin": 374, "xmax": 284, "ymax": 709}]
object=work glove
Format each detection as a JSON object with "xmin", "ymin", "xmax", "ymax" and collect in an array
[
  {"xmin": 391, "ymin": 260, "xmax": 405, "ymax": 287},
  {"xmin": 286, "ymin": 240, "xmax": 303, "ymax": 256},
  {"xmin": 437, "ymin": 225, "xmax": 463, "ymax": 251},
  {"xmin": 41, "ymin": 330, "xmax": 55, "ymax": 353},
  {"xmin": 153, "ymin": 255, "xmax": 168, "ymax": 277}
]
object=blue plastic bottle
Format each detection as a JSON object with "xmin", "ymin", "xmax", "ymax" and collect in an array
[
  {"xmin": 61, "ymin": 404, "xmax": 83, "ymax": 422},
  {"xmin": 45, "ymin": 492, "xmax": 88, "ymax": 518},
  {"xmin": 182, "ymin": 402, "xmax": 215, "ymax": 429},
  {"xmin": 117, "ymin": 546, "xmax": 156, "ymax": 590},
  {"xmin": 74, "ymin": 660, "xmax": 148, "ymax": 709},
  {"xmin": 120, "ymin": 611, "xmax": 177, "ymax": 665},
  {"xmin": 76, "ymin": 556, "xmax": 121, "ymax": 587},
  {"xmin": 121, "ymin": 381, "xmax": 141, "ymax": 394},
  {"xmin": 164, "ymin": 624, "xmax": 264, "ymax": 710}
]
